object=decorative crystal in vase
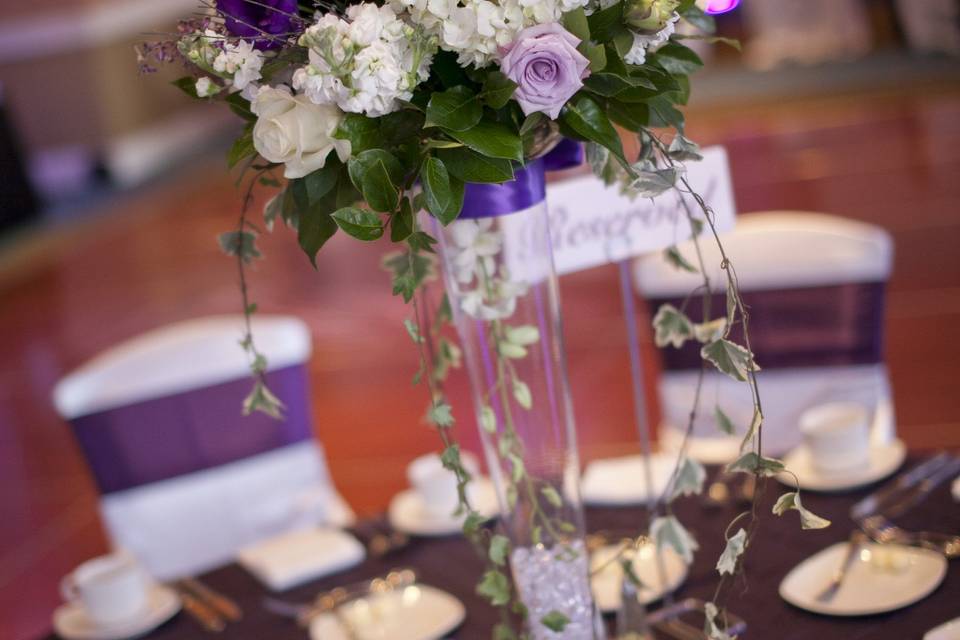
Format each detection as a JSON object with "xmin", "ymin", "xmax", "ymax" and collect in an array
[{"xmin": 433, "ymin": 159, "xmax": 600, "ymax": 639}]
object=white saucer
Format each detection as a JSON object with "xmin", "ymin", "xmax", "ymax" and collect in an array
[
  {"xmin": 779, "ymin": 541, "xmax": 947, "ymax": 616},
  {"xmin": 590, "ymin": 542, "xmax": 688, "ymax": 612},
  {"xmin": 53, "ymin": 584, "xmax": 181, "ymax": 640},
  {"xmin": 309, "ymin": 584, "xmax": 465, "ymax": 640},
  {"xmin": 387, "ymin": 477, "xmax": 499, "ymax": 536},
  {"xmin": 926, "ymin": 617, "xmax": 960, "ymax": 640},
  {"xmin": 660, "ymin": 427, "xmax": 741, "ymax": 465},
  {"xmin": 777, "ymin": 438, "xmax": 906, "ymax": 492},
  {"xmin": 580, "ymin": 454, "xmax": 678, "ymax": 506}
]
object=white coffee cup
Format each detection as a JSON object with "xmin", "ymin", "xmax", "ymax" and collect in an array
[
  {"xmin": 61, "ymin": 552, "xmax": 149, "ymax": 627},
  {"xmin": 799, "ymin": 402, "xmax": 871, "ymax": 473},
  {"xmin": 407, "ymin": 452, "xmax": 479, "ymax": 518}
]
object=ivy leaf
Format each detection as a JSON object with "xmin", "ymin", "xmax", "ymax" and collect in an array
[
  {"xmin": 331, "ymin": 207, "xmax": 383, "ymax": 241},
  {"xmin": 447, "ymin": 121, "xmax": 523, "ymax": 162},
  {"xmin": 664, "ymin": 246, "xmax": 697, "ymax": 273},
  {"xmin": 716, "ymin": 528, "xmax": 747, "ymax": 576},
  {"xmin": 725, "ymin": 285, "xmax": 738, "ymax": 335},
  {"xmin": 670, "ymin": 457, "xmax": 706, "ymax": 500},
  {"xmin": 425, "ymin": 86, "xmax": 482, "ymax": 131},
  {"xmin": 541, "ymin": 485, "xmax": 563, "ymax": 508},
  {"xmin": 438, "ymin": 147, "xmax": 515, "ymax": 183},
  {"xmin": 382, "ymin": 250, "xmax": 433, "ymax": 302},
  {"xmin": 512, "ymin": 380, "xmax": 532, "ymax": 410},
  {"xmin": 693, "ymin": 318, "xmax": 727, "ymax": 344},
  {"xmin": 422, "ymin": 157, "xmax": 464, "ymax": 224},
  {"xmin": 481, "ymin": 71, "xmax": 517, "ymax": 109},
  {"xmin": 726, "ymin": 452, "xmax": 784, "ymax": 477},
  {"xmin": 704, "ymin": 602, "xmax": 734, "ymax": 640},
  {"xmin": 480, "ymin": 405, "xmax": 497, "ymax": 433},
  {"xmin": 652, "ymin": 304, "xmax": 694, "ymax": 349},
  {"xmin": 477, "ymin": 569, "xmax": 511, "ymax": 606},
  {"xmin": 773, "ymin": 492, "xmax": 832, "ymax": 530},
  {"xmin": 489, "ymin": 534, "xmax": 510, "ymax": 566},
  {"xmin": 429, "ymin": 402, "xmax": 455, "ymax": 428},
  {"xmin": 651, "ymin": 515, "xmax": 699, "ymax": 564},
  {"xmin": 668, "ymin": 134, "xmax": 703, "ymax": 161},
  {"xmin": 740, "ymin": 410, "xmax": 763, "ymax": 450},
  {"xmin": 714, "ymin": 406, "xmax": 736, "ymax": 436},
  {"xmin": 562, "ymin": 94, "xmax": 625, "ymax": 164},
  {"xmin": 242, "ymin": 379, "xmax": 284, "ymax": 419},
  {"xmin": 700, "ymin": 338, "xmax": 759, "ymax": 382},
  {"xmin": 263, "ymin": 191, "xmax": 284, "ymax": 232},
  {"xmin": 540, "ymin": 611, "xmax": 571, "ymax": 633},
  {"xmin": 403, "ymin": 318, "xmax": 423, "ymax": 344},
  {"xmin": 218, "ymin": 230, "xmax": 261, "ymax": 264},
  {"xmin": 628, "ymin": 164, "xmax": 680, "ymax": 198},
  {"xmin": 505, "ymin": 325, "xmax": 540, "ymax": 346}
]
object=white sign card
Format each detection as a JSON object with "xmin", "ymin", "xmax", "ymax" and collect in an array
[{"xmin": 542, "ymin": 145, "xmax": 736, "ymax": 276}]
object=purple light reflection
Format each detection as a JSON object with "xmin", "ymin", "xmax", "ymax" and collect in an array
[{"xmin": 705, "ymin": 0, "xmax": 739, "ymax": 14}]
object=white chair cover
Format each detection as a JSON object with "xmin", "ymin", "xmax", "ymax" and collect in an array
[
  {"xmin": 635, "ymin": 212, "xmax": 895, "ymax": 461},
  {"xmin": 53, "ymin": 315, "xmax": 353, "ymax": 580}
]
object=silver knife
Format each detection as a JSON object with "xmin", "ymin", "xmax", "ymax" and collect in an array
[{"xmin": 850, "ymin": 453, "xmax": 951, "ymax": 520}]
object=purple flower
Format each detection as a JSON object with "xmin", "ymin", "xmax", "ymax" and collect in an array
[
  {"xmin": 499, "ymin": 23, "xmax": 591, "ymax": 120},
  {"xmin": 217, "ymin": 0, "xmax": 299, "ymax": 50}
]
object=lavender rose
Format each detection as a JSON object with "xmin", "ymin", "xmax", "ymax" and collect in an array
[
  {"xmin": 499, "ymin": 23, "xmax": 591, "ymax": 120},
  {"xmin": 217, "ymin": 0, "xmax": 299, "ymax": 50}
]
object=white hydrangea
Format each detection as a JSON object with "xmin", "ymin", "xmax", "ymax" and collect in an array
[
  {"xmin": 212, "ymin": 38, "xmax": 264, "ymax": 91},
  {"xmin": 392, "ymin": 0, "xmax": 590, "ymax": 67},
  {"xmin": 624, "ymin": 11, "xmax": 678, "ymax": 65},
  {"xmin": 293, "ymin": 3, "xmax": 436, "ymax": 117}
]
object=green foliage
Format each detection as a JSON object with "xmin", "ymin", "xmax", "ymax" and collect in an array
[
  {"xmin": 489, "ymin": 534, "xmax": 510, "ymax": 566},
  {"xmin": 714, "ymin": 406, "xmax": 736, "ymax": 435},
  {"xmin": 437, "ymin": 147, "xmax": 515, "ymax": 183},
  {"xmin": 726, "ymin": 452, "xmax": 785, "ymax": 477},
  {"xmin": 561, "ymin": 94, "xmax": 625, "ymax": 164},
  {"xmin": 480, "ymin": 72, "xmax": 517, "ymax": 109},
  {"xmin": 652, "ymin": 42, "xmax": 704, "ymax": 75},
  {"xmin": 382, "ymin": 250, "xmax": 433, "ymax": 302},
  {"xmin": 701, "ymin": 338, "xmax": 759, "ymax": 382},
  {"xmin": 477, "ymin": 569, "xmax": 511, "ymax": 606},
  {"xmin": 773, "ymin": 492, "xmax": 832, "ymax": 530},
  {"xmin": 421, "ymin": 157, "xmax": 465, "ymax": 224},
  {"xmin": 652, "ymin": 515, "xmax": 699, "ymax": 564},
  {"xmin": 716, "ymin": 528, "xmax": 747, "ymax": 576},
  {"xmin": 227, "ymin": 127, "xmax": 256, "ymax": 169},
  {"xmin": 171, "ymin": 77, "xmax": 200, "ymax": 99},
  {"xmin": 586, "ymin": 2, "xmax": 625, "ymax": 42},
  {"xmin": 671, "ymin": 456, "xmax": 706, "ymax": 499},
  {"xmin": 331, "ymin": 207, "xmax": 383, "ymax": 241},
  {"xmin": 561, "ymin": 7, "xmax": 590, "ymax": 41},
  {"xmin": 664, "ymin": 245, "xmax": 697, "ymax": 272},
  {"xmin": 425, "ymin": 86, "xmax": 482, "ymax": 131},
  {"xmin": 447, "ymin": 122, "xmax": 523, "ymax": 162},
  {"xmin": 652, "ymin": 304, "xmax": 694, "ymax": 349},
  {"xmin": 218, "ymin": 230, "xmax": 261, "ymax": 264},
  {"xmin": 540, "ymin": 611, "xmax": 570, "ymax": 633}
]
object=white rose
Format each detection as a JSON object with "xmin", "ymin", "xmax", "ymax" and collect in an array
[{"xmin": 251, "ymin": 86, "xmax": 351, "ymax": 179}]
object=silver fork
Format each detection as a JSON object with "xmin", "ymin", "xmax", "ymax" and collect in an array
[
  {"xmin": 815, "ymin": 531, "xmax": 867, "ymax": 603},
  {"xmin": 861, "ymin": 515, "xmax": 960, "ymax": 558}
]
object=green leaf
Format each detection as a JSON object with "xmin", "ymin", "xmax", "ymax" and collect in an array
[
  {"xmin": 541, "ymin": 485, "xmax": 563, "ymax": 508},
  {"xmin": 714, "ymin": 406, "xmax": 736, "ymax": 436},
  {"xmin": 171, "ymin": 76, "xmax": 201, "ymax": 99},
  {"xmin": 580, "ymin": 42, "xmax": 607, "ymax": 72},
  {"xmin": 225, "ymin": 92, "xmax": 256, "ymax": 121},
  {"xmin": 390, "ymin": 198, "xmax": 414, "ymax": 242},
  {"xmin": 561, "ymin": 7, "xmax": 590, "ymax": 41},
  {"xmin": 429, "ymin": 402, "xmax": 455, "ymax": 428},
  {"xmin": 439, "ymin": 443, "xmax": 462, "ymax": 470},
  {"xmin": 519, "ymin": 112, "xmax": 546, "ymax": 136},
  {"xmin": 379, "ymin": 109, "xmax": 426, "ymax": 145},
  {"xmin": 701, "ymin": 338, "xmax": 759, "ymax": 382},
  {"xmin": 403, "ymin": 318, "xmax": 423, "ymax": 344},
  {"xmin": 489, "ymin": 534, "xmax": 510, "ymax": 566},
  {"xmin": 407, "ymin": 230, "xmax": 438, "ymax": 253},
  {"xmin": 704, "ymin": 602, "xmax": 735, "ymax": 640},
  {"xmin": 652, "ymin": 304, "xmax": 694, "ymax": 349},
  {"xmin": 664, "ymin": 246, "xmax": 697, "ymax": 273},
  {"xmin": 540, "ymin": 611, "xmax": 571, "ymax": 633},
  {"xmin": 773, "ymin": 492, "xmax": 832, "ymax": 530},
  {"xmin": 653, "ymin": 42, "xmax": 704, "ymax": 75},
  {"xmin": 480, "ymin": 405, "xmax": 497, "ymax": 433},
  {"xmin": 347, "ymin": 149, "xmax": 405, "ymax": 192},
  {"xmin": 584, "ymin": 72, "xmax": 657, "ymax": 97},
  {"xmin": 477, "ymin": 570, "xmax": 511, "ymax": 606},
  {"xmin": 227, "ymin": 128, "xmax": 256, "ymax": 169},
  {"xmin": 382, "ymin": 250, "xmax": 433, "ymax": 302},
  {"xmin": 647, "ymin": 95, "xmax": 686, "ymax": 132},
  {"xmin": 693, "ymin": 318, "xmax": 727, "ymax": 344},
  {"xmin": 331, "ymin": 206, "xmax": 383, "ymax": 241},
  {"xmin": 447, "ymin": 121, "xmax": 523, "ymax": 162},
  {"xmin": 740, "ymin": 410, "xmax": 762, "ymax": 450},
  {"xmin": 628, "ymin": 164, "xmax": 680, "ymax": 197},
  {"xmin": 437, "ymin": 147, "xmax": 514, "ymax": 184},
  {"xmin": 425, "ymin": 86, "xmax": 482, "ymax": 131},
  {"xmin": 361, "ymin": 159, "xmax": 400, "ymax": 212},
  {"xmin": 299, "ymin": 162, "xmax": 341, "ymax": 203},
  {"xmin": 512, "ymin": 380, "xmax": 532, "ymax": 410},
  {"xmin": 297, "ymin": 195, "xmax": 338, "ymax": 266},
  {"xmin": 218, "ymin": 230, "xmax": 261, "ymax": 264},
  {"xmin": 263, "ymin": 191, "xmax": 283, "ymax": 231},
  {"xmin": 726, "ymin": 452, "xmax": 785, "ymax": 477},
  {"xmin": 242, "ymin": 379, "xmax": 284, "ymax": 419},
  {"xmin": 681, "ymin": 5, "xmax": 717, "ymax": 34},
  {"xmin": 716, "ymin": 528, "xmax": 747, "ymax": 576},
  {"xmin": 334, "ymin": 114, "xmax": 380, "ymax": 154},
  {"xmin": 505, "ymin": 325, "xmax": 539, "ymax": 346},
  {"xmin": 561, "ymin": 94, "xmax": 625, "ymax": 164},
  {"xmin": 608, "ymin": 100, "xmax": 649, "ymax": 130},
  {"xmin": 668, "ymin": 134, "xmax": 703, "ymax": 161},
  {"xmin": 651, "ymin": 515, "xmax": 699, "ymax": 564},
  {"xmin": 493, "ymin": 623, "xmax": 519, "ymax": 640},
  {"xmin": 422, "ymin": 157, "xmax": 463, "ymax": 224},
  {"xmin": 586, "ymin": 2, "xmax": 625, "ymax": 42},
  {"xmin": 670, "ymin": 456, "xmax": 706, "ymax": 500},
  {"xmin": 499, "ymin": 342, "xmax": 527, "ymax": 359},
  {"xmin": 481, "ymin": 72, "xmax": 517, "ymax": 109}
]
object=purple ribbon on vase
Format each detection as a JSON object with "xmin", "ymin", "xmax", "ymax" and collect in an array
[
  {"xmin": 459, "ymin": 139, "xmax": 583, "ymax": 219},
  {"xmin": 69, "ymin": 365, "xmax": 313, "ymax": 494}
]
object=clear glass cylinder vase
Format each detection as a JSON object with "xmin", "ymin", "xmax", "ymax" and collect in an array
[{"xmin": 433, "ymin": 160, "xmax": 600, "ymax": 639}]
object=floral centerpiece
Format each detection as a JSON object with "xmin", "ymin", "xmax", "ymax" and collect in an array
[{"xmin": 139, "ymin": 0, "xmax": 830, "ymax": 637}]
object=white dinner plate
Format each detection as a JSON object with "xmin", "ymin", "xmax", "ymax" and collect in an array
[
  {"xmin": 53, "ymin": 584, "xmax": 180, "ymax": 640},
  {"xmin": 779, "ymin": 541, "xmax": 947, "ymax": 616},
  {"xmin": 580, "ymin": 454, "xmax": 679, "ymax": 506},
  {"xmin": 926, "ymin": 617, "xmax": 960, "ymax": 640},
  {"xmin": 777, "ymin": 439, "xmax": 906, "ymax": 492},
  {"xmin": 309, "ymin": 584, "xmax": 465, "ymax": 640},
  {"xmin": 590, "ymin": 542, "xmax": 688, "ymax": 612},
  {"xmin": 388, "ymin": 477, "xmax": 499, "ymax": 536}
]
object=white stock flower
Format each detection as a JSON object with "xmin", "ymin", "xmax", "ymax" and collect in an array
[
  {"xmin": 449, "ymin": 218, "xmax": 502, "ymax": 284},
  {"xmin": 295, "ymin": 3, "xmax": 436, "ymax": 117},
  {"xmin": 251, "ymin": 86, "xmax": 351, "ymax": 179},
  {"xmin": 624, "ymin": 11, "xmax": 678, "ymax": 65},
  {"xmin": 195, "ymin": 77, "xmax": 220, "ymax": 97},
  {"xmin": 212, "ymin": 39, "xmax": 264, "ymax": 90}
]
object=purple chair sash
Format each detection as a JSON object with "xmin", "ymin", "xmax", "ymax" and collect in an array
[
  {"xmin": 69, "ymin": 365, "xmax": 312, "ymax": 495},
  {"xmin": 649, "ymin": 282, "xmax": 886, "ymax": 371}
]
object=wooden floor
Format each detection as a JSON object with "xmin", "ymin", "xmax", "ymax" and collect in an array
[{"xmin": 2, "ymin": 79, "xmax": 960, "ymax": 638}]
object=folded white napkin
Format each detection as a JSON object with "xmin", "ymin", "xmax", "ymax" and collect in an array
[
  {"xmin": 580, "ymin": 454, "xmax": 676, "ymax": 506},
  {"xmin": 236, "ymin": 528, "xmax": 365, "ymax": 591}
]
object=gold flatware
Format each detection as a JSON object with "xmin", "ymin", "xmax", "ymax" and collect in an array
[
  {"xmin": 177, "ymin": 578, "xmax": 243, "ymax": 622},
  {"xmin": 175, "ymin": 585, "xmax": 226, "ymax": 633}
]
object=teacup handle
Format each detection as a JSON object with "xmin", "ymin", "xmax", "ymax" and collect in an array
[{"xmin": 60, "ymin": 574, "xmax": 79, "ymax": 602}]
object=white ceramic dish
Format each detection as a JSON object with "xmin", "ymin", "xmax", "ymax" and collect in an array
[
  {"xmin": 926, "ymin": 617, "xmax": 960, "ymax": 640},
  {"xmin": 590, "ymin": 542, "xmax": 688, "ymax": 612},
  {"xmin": 308, "ymin": 584, "xmax": 465, "ymax": 640},
  {"xmin": 388, "ymin": 477, "xmax": 498, "ymax": 536},
  {"xmin": 779, "ymin": 541, "xmax": 947, "ymax": 616},
  {"xmin": 777, "ymin": 438, "xmax": 906, "ymax": 492},
  {"xmin": 53, "ymin": 584, "xmax": 180, "ymax": 640},
  {"xmin": 580, "ymin": 454, "xmax": 678, "ymax": 506}
]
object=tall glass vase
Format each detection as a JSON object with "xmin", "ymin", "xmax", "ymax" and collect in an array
[{"xmin": 433, "ymin": 159, "xmax": 600, "ymax": 639}]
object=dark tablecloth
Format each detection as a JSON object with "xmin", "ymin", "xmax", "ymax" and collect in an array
[{"xmin": 47, "ymin": 462, "xmax": 959, "ymax": 639}]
